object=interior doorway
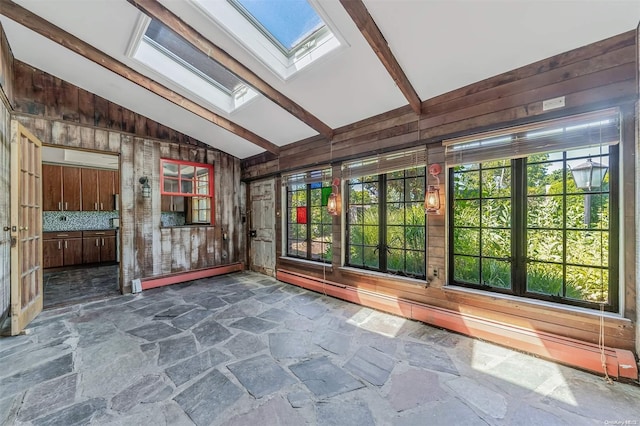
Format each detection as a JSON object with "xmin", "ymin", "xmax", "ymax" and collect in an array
[
  {"xmin": 41, "ymin": 147, "xmax": 121, "ymax": 309},
  {"xmin": 248, "ymin": 178, "xmax": 276, "ymax": 276}
]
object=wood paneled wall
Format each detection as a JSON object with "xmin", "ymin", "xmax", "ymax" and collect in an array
[
  {"xmin": 14, "ymin": 114, "xmax": 245, "ymax": 293},
  {"xmin": 12, "ymin": 61, "xmax": 206, "ymax": 147},
  {"xmin": 243, "ymin": 30, "xmax": 638, "ymax": 351}
]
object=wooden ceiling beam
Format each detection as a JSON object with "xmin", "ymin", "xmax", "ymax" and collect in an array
[
  {"xmin": 128, "ymin": 0, "xmax": 334, "ymax": 140},
  {"xmin": 340, "ymin": 0, "xmax": 422, "ymax": 115},
  {"xmin": 0, "ymin": 0, "xmax": 280, "ymax": 154}
]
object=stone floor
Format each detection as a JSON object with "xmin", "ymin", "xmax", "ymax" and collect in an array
[
  {"xmin": 2, "ymin": 271, "xmax": 639, "ymax": 425},
  {"xmin": 44, "ymin": 264, "xmax": 120, "ymax": 309}
]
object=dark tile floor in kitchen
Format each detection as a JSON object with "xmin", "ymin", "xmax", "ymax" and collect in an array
[{"xmin": 43, "ymin": 264, "xmax": 120, "ymax": 309}]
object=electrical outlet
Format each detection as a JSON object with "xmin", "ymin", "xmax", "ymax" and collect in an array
[
  {"xmin": 542, "ymin": 96, "xmax": 565, "ymax": 111},
  {"xmin": 433, "ymin": 268, "xmax": 438, "ymax": 278}
]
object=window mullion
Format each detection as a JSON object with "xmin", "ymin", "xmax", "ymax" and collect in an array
[
  {"xmin": 306, "ymin": 185, "xmax": 312, "ymax": 260},
  {"xmin": 513, "ymin": 158, "xmax": 526, "ymax": 295},
  {"xmin": 380, "ymin": 174, "xmax": 387, "ymax": 272}
]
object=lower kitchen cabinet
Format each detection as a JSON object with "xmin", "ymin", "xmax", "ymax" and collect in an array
[
  {"xmin": 82, "ymin": 230, "xmax": 116, "ymax": 264},
  {"xmin": 43, "ymin": 232, "xmax": 83, "ymax": 268}
]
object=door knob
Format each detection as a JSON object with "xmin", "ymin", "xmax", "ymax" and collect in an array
[{"xmin": 2, "ymin": 226, "xmax": 9, "ymax": 232}]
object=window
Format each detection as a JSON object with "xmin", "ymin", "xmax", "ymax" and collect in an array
[
  {"xmin": 130, "ymin": 17, "xmax": 258, "ymax": 112},
  {"xmin": 161, "ymin": 159, "xmax": 214, "ymax": 225},
  {"xmin": 192, "ymin": 0, "xmax": 342, "ymax": 79},
  {"xmin": 447, "ymin": 109, "xmax": 620, "ymax": 311},
  {"xmin": 344, "ymin": 149, "xmax": 427, "ymax": 279},
  {"xmin": 284, "ymin": 169, "xmax": 332, "ymax": 262}
]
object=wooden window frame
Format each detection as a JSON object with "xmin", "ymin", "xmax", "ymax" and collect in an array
[{"xmin": 160, "ymin": 158, "xmax": 214, "ymax": 225}]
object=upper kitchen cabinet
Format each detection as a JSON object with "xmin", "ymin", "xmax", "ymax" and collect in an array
[
  {"xmin": 42, "ymin": 164, "xmax": 81, "ymax": 211},
  {"xmin": 82, "ymin": 168, "xmax": 117, "ymax": 211}
]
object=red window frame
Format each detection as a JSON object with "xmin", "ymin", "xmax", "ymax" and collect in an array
[{"xmin": 160, "ymin": 158, "xmax": 214, "ymax": 225}]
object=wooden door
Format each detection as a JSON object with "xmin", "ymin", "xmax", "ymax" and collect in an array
[
  {"xmin": 62, "ymin": 167, "xmax": 81, "ymax": 211},
  {"xmin": 42, "ymin": 164, "xmax": 62, "ymax": 211},
  {"xmin": 249, "ymin": 179, "xmax": 276, "ymax": 276},
  {"xmin": 42, "ymin": 238, "xmax": 63, "ymax": 269},
  {"xmin": 10, "ymin": 121, "xmax": 43, "ymax": 335},
  {"xmin": 98, "ymin": 169, "xmax": 114, "ymax": 211},
  {"xmin": 102, "ymin": 235, "xmax": 116, "ymax": 262},
  {"xmin": 81, "ymin": 168, "xmax": 99, "ymax": 211},
  {"xmin": 82, "ymin": 237, "xmax": 101, "ymax": 264}
]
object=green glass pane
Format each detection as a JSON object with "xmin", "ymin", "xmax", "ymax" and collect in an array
[
  {"xmin": 527, "ymin": 261, "xmax": 563, "ymax": 296},
  {"xmin": 453, "ymin": 170, "xmax": 479, "ymax": 199},
  {"xmin": 481, "ymin": 228, "xmax": 510, "ymax": 258},
  {"xmin": 566, "ymin": 231, "xmax": 608, "ymax": 267},
  {"xmin": 482, "ymin": 198, "xmax": 511, "ymax": 228},
  {"xmin": 348, "ymin": 206, "xmax": 364, "ymax": 224},
  {"xmin": 363, "ymin": 206, "xmax": 379, "ymax": 224},
  {"xmin": 322, "ymin": 225, "xmax": 333, "ymax": 239},
  {"xmin": 348, "ymin": 185, "xmax": 363, "ymax": 205},
  {"xmin": 364, "ymin": 246, "xmax": 379, "ymax": 269},
  {"xmin": 482, "ymin": 167, "xmax": 511, "ymax": 198},
  {"xmin": 387, "ymin": 226, "xmax": 404, "ymax": 249},
  {"xmin": 405, "ymin": 177, "xmax": 425, "ymax": 202},
  {"xmin": 406, "ymin": 204, "xmax": 425, "ymax": 226},
  {"xmin": 527, "ymin": 230, "xmax": 563, "ymax": 263},
  {"xmin": 527, "ymin": 196, "xmax": 563, "ymax": 228},
  {"xmin": 321, "ymin": 186, "xmax": 332, "ymax": 206},
  {"xmin": 453, "ymin": 228, "xmax": 479, "ymax": 255},
  {"xmin": 323, "ymin": 244, "xmax": 332, "ymax": 262},
  {"xmin": 310, "ymin": 188, "xmax": 321, "ymax": 205},
  {"xmin": 566, "ymin": 265, "xmax": 608, "ymax": 303},
  {"xmin": 348, "ymin": 225, "xmax": 363, "ymax": 245},
  {"xmin": 481, "ymin": 258, "xmax": 511, "ymax": 289},
  {"xmin": 453, "ymin": 255, "xmax": 480, "ymax": 284},
  {"xmin": 363, "ymin": 225, "xmax": 379, "ymax": 246},
  {"xmin": 453, "ymin": 199, "xmax": 480, "ymax": 227},
  {"xmin": 387, "ymin": 249, "xmax": 403, "ymax": 272},
  {"xmin": 405, "ymin": 226, "xmax": 425, "ymax": 251},
  {"xmin": 386, "ymin": 179, "xmax": 404, "ymax": 203},
  {"xmin": 349, "ymin": 245, "xmax": 363, "ymax": 265},
  {"xmin": 527, "ymin": 160, "xmax": 563, "ymax": 195},
  {"xmin": 405, "ymin": 250, "xmax": 425, "ymax": 276}
]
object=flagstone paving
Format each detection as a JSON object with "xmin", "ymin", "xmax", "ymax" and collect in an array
[{"xmin": 1, "ymin": 271, "xmax": 640, "ymax": 425}]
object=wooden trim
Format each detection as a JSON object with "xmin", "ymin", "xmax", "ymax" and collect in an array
[
  {"xmin": 339, "ymin": 0, "xmax": 421, "ymax": 115},
  {"xmin": 0, "ymin": 0, "xmax": 280, "ymax": 154},
  {"xmin": 140, "ymin": 262, "xmax": 244, "ymax": 290},
  {"xmin": 277, "ymin": 269, "xmax": 638, "ymax": 381},
  {"xmin": 127, "ymin": 0, "xmax": 333, "ymax": 140}
]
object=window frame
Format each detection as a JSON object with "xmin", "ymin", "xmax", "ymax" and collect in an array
[
  {"xmin": 160, "ymin": 158, "xmax": 214, "ymax": 226},
  {"xmin": 285, "ymin": 180, "xmax": 333, "ymax": 263},
  {"xmin": 447, "ymin": 111, "xmax": 620, "ymax": 311}
]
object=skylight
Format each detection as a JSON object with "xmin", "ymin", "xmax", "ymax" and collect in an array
[
  {"xmin": 190, "ymin": 0, "xmax": 343, "ymax": 80},
  {"xmin": 230, "ymin": 0, "xmax": 324, "ymax": 54},
  {"xmin": 129, "ymin": 17, "xmax": 258, "ymax": 113}
]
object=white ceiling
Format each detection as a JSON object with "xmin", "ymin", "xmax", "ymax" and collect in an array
[{"xmin": 1, "ymin": 0, "xmax": 638, "ymax": 159}]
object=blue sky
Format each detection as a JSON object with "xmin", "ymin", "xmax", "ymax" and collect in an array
[{"xmin": 237, "ymin": 0, "xmax": 323, "ymax": 50}]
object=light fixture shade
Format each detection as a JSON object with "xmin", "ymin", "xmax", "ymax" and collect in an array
[
  {"xmin": 139, "ymin": 176, "xmax": 151, "ymax": 198},
  {"xmin": 327, "ymin": 177, "xmax": 340, "ymax": 216},
  {"xmin": 570, "ymin": 158, "xmax": 608, "ymax": 190},
  {"xmin": 425, "ymin": 185, "xmax": 440, "ymax": 213}
]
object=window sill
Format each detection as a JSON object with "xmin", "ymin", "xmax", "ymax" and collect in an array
[
  {"xmin": 338, "ymin": 266, "xmax": 428, "ymax": 287},
  {"xmin": 279, "ymin": 256, "xmax": 332, "ymax": 272},
  {"xmin": 160, "ymin": 224, "xmax": 215, "ymax": 229},
  {"xmin": 443, "ymin": 284, "xmax": 627, "ymax": 320}
]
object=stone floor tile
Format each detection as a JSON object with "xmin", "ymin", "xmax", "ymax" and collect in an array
[
  {"xmin": 387, "ymin": 369, "xmax": 448, "ymax": 412},
  {"xmin": 404, "ymin": 341, "xmax": 459, "ymax": 375},
  {"xmin": 357, "ymin": 312, "xmax": 411, "ymax": 338},
  {"xmin": 2, "ymin": 353, "xmax": 74, "ymax": 397},
  {"xmin": 258, "ymin": 307, "xmax": 299, "ymax": 323},
  {"xmin": 165, "ymin": 348, "xmax": 230, "ymax": 386},
  {"xmin": 153, "ymin": 304, "xmax": 198, "ymax": 320},
  {"xmin": 289, "ymin": 356, "xmax": 364, "ymax": 398},
  {"xmin": 446, "ymin": 376, "xmax": 508, "ymax": 420},
  {"xmin": 158, "ymin": 334, "xmax": 198, "ymax": 366},
  {"xmin": 287, "ymin": 390, "xmax": 313, "ymax": 408},
  {"xmin": 313, "ymin": 329, "xmax": 351, "ymax": 356},
  {"xmin": 173, "ymin": 369, "xmax": 243, "ymax": 426},
  {"xmin": 293, "ymin": 302, "xmax": 327, "ymax": 320},
  {"xmin": 315, "ymin": 400, "xmax": 375, "ymax": 426},
  {"xmin": 269, "ymin": 332, "xmax": 313, "ymax": 359},
  {"xmin": 197, "ymin": 295, "xmax": 228, "ymax": 310},
  {"xmin": 226, "ymin": 396, "xmax": 308, "ymax": 426},
  {"xmin": 356, "ymin": 331, "xmax": 398, "ymax": 356},
  {"xmin": 32, "ymin": 398, "xmax": 107, "ymax": 426},
  {"xmin": 229, "ymin": 316, "xmax": 279, "ymax": 334},
  {"xmin": 132, "ymin": 300, "xmax": 176, "ymax": 318},
  {"xmin": 171, "ymin": 308, "xmax": 212, "ymax": 330},
  {"xmin": 227, "ymin": 354, "xmax": 297, "ymax": 398},
  {"xmin": 126, "ymin": 322, "xmax": 182, "ymax": 342},
  {"xmin": 393, "ymin": 398, "xmax": 484, "ymax": 426},
  {"xmin": 255, "ymin": 290, "xmax": 290, "ymax": 305},
  {"xmin": 111, "ymin": 374, "xmax": 174, "ymax": 413},
  {"xmin": 191, "ymin": 318, "xmax": 232, "ymax": 347},
  {"xmin": 344, "ymin": 346, "xmax": 395, "ymax": 386},
  {"xmin": 17, "ymin": 373, "xmax": 77, "ymax": 422},
  {"xmin": 224, "ymin": 332, "xmax": 267, "ymax": 359}
]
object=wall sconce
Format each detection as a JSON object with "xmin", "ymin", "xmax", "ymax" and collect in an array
[
  {"xmin": 327, "ymin": 177, "xmax": 340, "ymax": 216},
  {"xmin": 425, "ymin": 164, "xmax": 442, "ymax": 214},
  {"xmin": 139, "ymin": 176, "xmax": 151, "ymax": 198}
]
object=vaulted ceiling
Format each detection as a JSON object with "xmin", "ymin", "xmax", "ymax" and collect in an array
[{"xmin": 1, "ymin": 0, "xmax": 638, "ymax": 159}]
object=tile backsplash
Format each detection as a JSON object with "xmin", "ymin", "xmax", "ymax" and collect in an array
[
  {"xmin": 161, "ymin": 212, "xmax": 186, "ymax": 227},
  {"xmin": 44, "ymin": 211, "xmax": 120, "ymax": 232}
]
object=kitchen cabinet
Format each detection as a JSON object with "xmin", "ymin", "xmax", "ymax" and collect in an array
[
  {"xmin": 82, "ymin": 169, "xmax": 117, "ymax": 211},
  {"xmin": 82, "ymin": 230, "xmax": 116, "ymax": 264},
  {"xmin": 161, "ymin": 195, "xmax": 185, "ymax": 213},
  {"xmin": 42, "ymin": 165, "xmax": 81, "ymax": 211},
  {"xmin": 43, "ymin": 232, "xmax": 83, "ymax": 268}
]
